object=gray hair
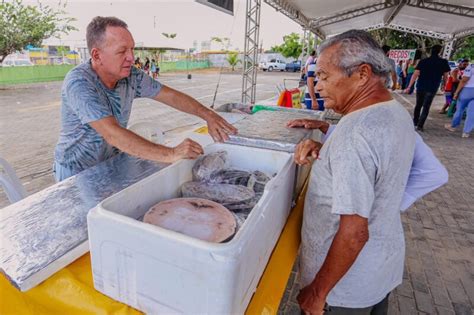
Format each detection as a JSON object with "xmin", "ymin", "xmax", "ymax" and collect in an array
[
  {"xmin": 317, "ymin": 30, "xmax": 392, "ymax": 82},
  {"xmin": 86, "ymin": 16, "xmax": 128, "ymax": 53}
]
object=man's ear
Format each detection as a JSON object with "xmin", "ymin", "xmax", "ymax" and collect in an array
[
  {"xmin": 356, "ymin": 64, "xmax": 372, "ymax": 86},
  {"xmin": 90, "ymin": 47, "xmax": 101, "ymax": 64}
]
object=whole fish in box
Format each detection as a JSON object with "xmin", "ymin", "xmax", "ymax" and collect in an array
[
  {"xmin": 192, "ymin": 151, "xmax": 229, "ymax": 182},
  {"xmin": 182, "ymin": 182, "xmax": 255, "ymax": 206}
]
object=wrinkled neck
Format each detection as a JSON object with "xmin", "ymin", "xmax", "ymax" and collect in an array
[{"xmin": 343, "ymin": 79, "xmax": 392, "ymax": 115}]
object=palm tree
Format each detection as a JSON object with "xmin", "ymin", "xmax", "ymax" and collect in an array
[{"xmin": 226, "ymin": 52, "xmax": 241, "ymax": 71}]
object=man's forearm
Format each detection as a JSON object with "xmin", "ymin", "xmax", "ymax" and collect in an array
[
  {"xmin": 309, "ymin": 217, "xmax": 369, "ymax": 299},
  {"xmin": 104, "ymin": 126, "xmax": 175, "ymax": 163},
  {"xmin": 454, "ymin": 79, "xmax": 468, "ymax": 97},
  {"xmin": 308, "ymin": 78, "xmax": 317, "ymax": 102},
  {"xmin": 155, "ymin": 85, "xmax": 213, "ymax": 121},
  {"xmin": 407, "ymin": 72, "xmax": 419, "ymax": 89}
]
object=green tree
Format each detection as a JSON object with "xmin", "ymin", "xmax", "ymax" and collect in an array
[
  {"xmin": 0, "ymin": 0, "xmax": 76, "ymax": 63},
  {"xmin": 226, "ymin": 51, "xmax": 241, "ymax": 71},
  {"xmin": 271, "ymin": 33, "xmax": 302, "ymax": 59},
  {"xmin": 453, "ymin": 36, "xmax": 474, "ymax": 60}
]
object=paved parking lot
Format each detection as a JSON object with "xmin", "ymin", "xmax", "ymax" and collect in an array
[{"xmin": 1, "ymin": 71, "xmax": 473, "ymax": 314}]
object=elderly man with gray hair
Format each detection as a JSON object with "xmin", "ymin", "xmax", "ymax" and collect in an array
[
  {"xmin": 295, "ymin": 30, "xmax": 416, "ymax": 314},
  {"xmin": 53, "ymin": 16, "xmax": 236, "ymax": 181}
]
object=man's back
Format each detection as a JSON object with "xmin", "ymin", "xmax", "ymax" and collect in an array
[
  {"xmin": 416, "ymin": 55, "xmax": 451, "ymax": 93},
  {"xmin": 301, "ymin": 99, "xmax": 416, "ymax": 307}
]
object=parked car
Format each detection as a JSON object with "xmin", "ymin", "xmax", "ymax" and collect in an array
[
  {"xmin": 285, "ymin": 60, "xmax": 302, "ymax": 72},
  {"xmin": 260, "ymin": 59, "xmax": 286, "ymax": 72},
  {"xmin": 1, "ymin": 59, "xmax": 34, "ymax": 67}
]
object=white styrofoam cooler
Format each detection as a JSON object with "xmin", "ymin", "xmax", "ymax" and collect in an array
[{"xmin": 87, "ymin": 143, "xmax": 295, "ymax": 314}]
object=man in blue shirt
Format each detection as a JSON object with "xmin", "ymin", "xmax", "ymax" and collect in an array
[
  {"xmin": 405, "ymin": 45, "xmax": 451, "ymax": 131},
  {"xmin": 54, "ymin": 16, "xmax": 237, "ymax": 181}
]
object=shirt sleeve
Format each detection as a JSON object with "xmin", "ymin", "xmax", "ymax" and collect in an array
[
  {"xmin": 330, "ymin": 130, "xmax": 377, "ymax": 218},
  {"xmin": 65, "ymin": 78, "xmax": 112, "ymax": 124},
  {"xmin": 132, "ymin": 67, "xmax": 163, "ymax": 99},
  {"xmin": 321, "ymin": 124, "xmax": 336, "ymax": 143},
  {"xmin": 400, "ymin": 134, "xmax": 448, "ymax": 211},
  {"xmin": 463, "ymin": 65, "xmax": 472, "ymax": 78}
]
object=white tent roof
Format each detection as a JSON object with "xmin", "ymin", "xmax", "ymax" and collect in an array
[{"xmin": 264, "ymin": 0, "xmax": 474, "ymax": 40}]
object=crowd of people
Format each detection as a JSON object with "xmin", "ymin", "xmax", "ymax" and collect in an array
[{"xmin": 134, "ymin": 56, "xmax": 160, "ymax": 79}]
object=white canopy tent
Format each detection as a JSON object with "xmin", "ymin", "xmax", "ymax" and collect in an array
[
  {"xmin": 265, "ymin": 0, "xmax": 474, "ymax": 42},
  {"xmin": 241, "ymin": 0, "xmax": 474, "ymax": 103}
]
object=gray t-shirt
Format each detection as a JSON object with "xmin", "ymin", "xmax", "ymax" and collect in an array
[
  {"xmin": 54, "ymin": 60, "xmax": 162, "ymax": 175},
  {"xmin": 300, "ymin": 99, "xmax": 415, "ymax": 308}
]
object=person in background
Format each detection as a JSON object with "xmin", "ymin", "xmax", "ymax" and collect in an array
[
  {"xmin": 445, "ymin": 60, "xmax": 474, "ymax": 138},
  {"xmin": 304, "ymin": 60, "xmax": 324, "ymax": 111},
  {"xmin": 439, "ymin": 58, "xmax": 468, "ymax": 114},
  {"xmin": 301, "ymin": 50, "xmax": 316, "ymax": 80},
  {"xmin": 397, "ymin": 60, "xmax": 406, "ymax": 90},
  {"xmin": 405, "ymin": 45, "xmax": 450, "ymax": 131},
  {"xmin": 382, "ymin": 45, "xmax": 397, "ymax": 90},
  {"xmin": 150, "ymin": 59, "xmax": 157, "ymax": 79},
  {"xmin": 143, "ymin": 57, "xmax": 150, "ymax": 75},
  {"xmin": 134, "ymin": 57, "xmax": 141, "ymax": 69},
  {"xmin": 403, "ymin": 59, "xmax": 417, "ymax": 94}
]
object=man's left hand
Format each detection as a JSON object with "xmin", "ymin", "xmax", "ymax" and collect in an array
[
  {"xmin": 205, "ymin": 111, "xmax": 237, "ymax": 142},
  {"xmin": 297, "ymin": 284, "xmax": 326, "ymax": 315}
]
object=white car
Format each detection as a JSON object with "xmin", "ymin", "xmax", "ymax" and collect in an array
[
  {"xmin": 260, "ymin": 59, "xmax": 286, "ymax": 72},
  {"xmin": 1, "ymin": 59, "xmax": 34, "ymax": 67}
]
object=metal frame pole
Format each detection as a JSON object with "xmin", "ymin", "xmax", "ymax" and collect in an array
[
  {"xmin": 443, "ymin": 39, "xmax": 455, "ymax": 60},
  {"xmin": 241, "ymin": 0, "xmax": 261, "ymax": 104}
]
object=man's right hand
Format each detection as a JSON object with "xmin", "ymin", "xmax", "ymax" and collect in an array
[
  {"xmin": 294, "ymin": 139, "xmax": 323, "ymax": 166},
  {"xmin": 170, "ymin": 138, "xmax": 204, "ymax": 162},
  {"xmin": 287, "ymin": 119, "xmax": 330, "ymax": 134}
]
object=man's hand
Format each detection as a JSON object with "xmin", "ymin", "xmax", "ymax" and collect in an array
[
  {"xmin": 403, "ymin": 87, "xmax": 410, "ymax": 94},
  {"xmin": 297, "ymin": 284, "xmax": 326, "ymax": 315},
  {"xmin": 287, "ymin": 119, "xmax": 330, "ymax": 134},
  {"xmin": 294, "ymin": 139, "xmax": 322, "ymax": 165},
  {"xmin": 170, "ymin": 138, "xmax": 204, "ymax": 162},
  {"xmin": 205, "ymin": 111, "xmax": 237, "ymax": 142}
]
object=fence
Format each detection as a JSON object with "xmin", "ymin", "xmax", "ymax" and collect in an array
[
  {"xmin": 0, "ymin": 60, "xmax": 211, "ymax": 85},
  {"xmin": 159, "ymin": 60, "xmax": 210, "ymax": 72},
  {"xmin": 0, "ymin": 65, "xmax": 74, "ymax": 85}
]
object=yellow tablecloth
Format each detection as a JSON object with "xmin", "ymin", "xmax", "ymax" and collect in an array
[{"xmin": 1, "ymin": 186, "xmax": 306, "ymax": 315}]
